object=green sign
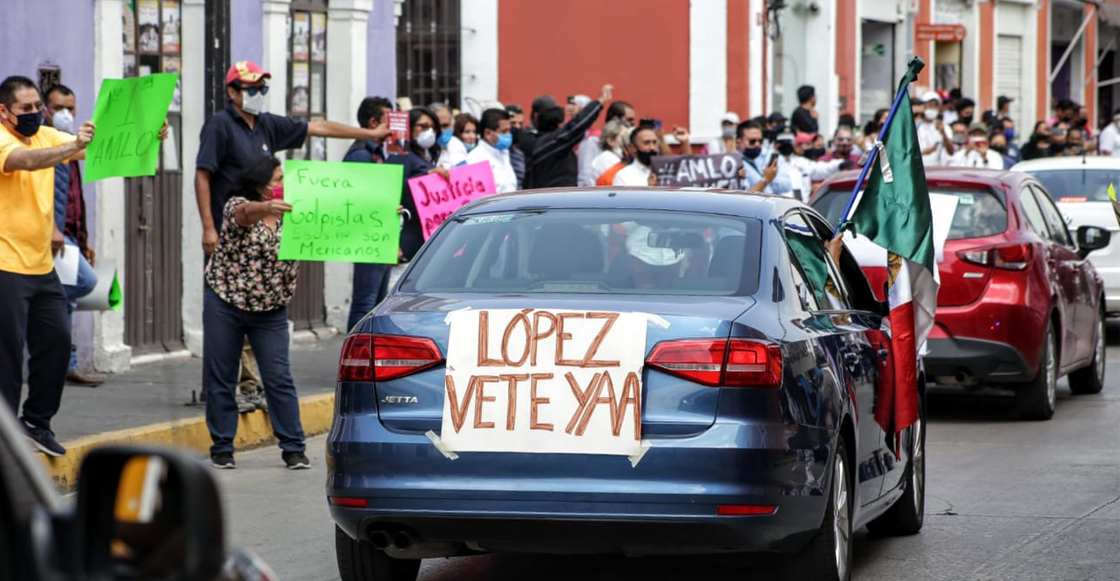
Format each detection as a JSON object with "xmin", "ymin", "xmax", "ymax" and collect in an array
[
  {"xmin": 84, "ymin": 73, "xmax": 178, "ymax": 182},
  {"xmin": 278, "ymin": 160, "xmax": 404, "ymax": 264}
]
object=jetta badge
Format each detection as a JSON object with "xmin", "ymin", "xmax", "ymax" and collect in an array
[{"xmin": 382, "ymin": 395, "xmax": 419, "ymax": 405}]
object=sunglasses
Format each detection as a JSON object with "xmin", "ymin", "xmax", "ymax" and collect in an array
[
  {"xmin": 834, "ymin": 137, "xmax": 852, "ymax": 143},
  {"xmin": 239, "ymin": 85, "xmax": 269, "ymax": 97},
  {"xmin": 745, "ymin": 138, "xmax": 762, "ymax": 145}
]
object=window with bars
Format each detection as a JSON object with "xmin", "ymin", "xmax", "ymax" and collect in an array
[
  {"xmin": 288, "ymin": 0, "xmax": 328, "ymax": 160},
  {"xmin": 396, "ymin": 0, "xmax": 461, "ymax": 108}
]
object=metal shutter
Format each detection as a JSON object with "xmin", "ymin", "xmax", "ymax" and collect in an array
[{"xmin": 996, "ymin": 35, "xmax": 1023, "ymax": 132}]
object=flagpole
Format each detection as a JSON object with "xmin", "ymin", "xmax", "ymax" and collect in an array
[{"xmin": 833, "ymin": 59, "xmax": 923, "ymax": 237}]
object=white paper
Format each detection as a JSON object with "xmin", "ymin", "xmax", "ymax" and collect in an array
[
  {"xmin": 54, "ymin": 244, "xmax": 80, "ymax": 285},
  {"xmin": 441, "ymin": 309, "xmax": 647, "ymax": 457},
  {"xmin": 928, "ymin": 193, "xmax": 961, "ymax": 264}
]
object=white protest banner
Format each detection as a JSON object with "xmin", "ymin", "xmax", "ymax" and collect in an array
[{"xmin": 440, "ymin": 309, "xmax": 647, "ymax": 457}]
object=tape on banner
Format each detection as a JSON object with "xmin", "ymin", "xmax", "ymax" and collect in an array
[
  {"xmin": 628, "ymin": 441, "xmax": 652, "ymax": 468},
  {"xmin": 425, "ymin": 430, "xmax": 459, "ymax": 460},
  {"xmin": 75, "ymin": 259, "xmax": 123, "ymax": 312}
]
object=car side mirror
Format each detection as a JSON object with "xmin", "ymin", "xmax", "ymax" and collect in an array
[
  {"xmin": 73, "ymin": 447, "xmax": 225, "ymax": 581},
  {"xmin": 1076, "ymin": 225, "xmax": 1111, "ymax": 258}
]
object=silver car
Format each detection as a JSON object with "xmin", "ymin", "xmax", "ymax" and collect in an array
[{"xmin": 1012, "ymin": 156, "xmax": 1120, "ymax": 316}]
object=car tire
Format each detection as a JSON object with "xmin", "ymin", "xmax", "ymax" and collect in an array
[
  {"xmin": 786, "ymin": 438, "xmax": 852, "ymax": 581},
  {"xmin": 1015, "ymin": 323, "xmax": 1057, "ymax": 421},
  {"xmin": 335, "ymin": 525, "xmax": 421, "ymax": 581},
  {"xmin": 1068, "ymin": 307, "xmax": 1106, "ymax": 395},
  {"xmin": 866, "ymin": 392, "xmax": 925, "ymax": 536}
]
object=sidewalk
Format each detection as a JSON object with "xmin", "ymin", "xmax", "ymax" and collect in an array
[{"xmin": 38, "ymin": 335, "xmax": 345, "ymax": 489}]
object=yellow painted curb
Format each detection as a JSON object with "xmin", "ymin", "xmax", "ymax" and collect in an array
[{"xmin": 39, "ymin": 392, "xmax": 336, "ymax": 491}]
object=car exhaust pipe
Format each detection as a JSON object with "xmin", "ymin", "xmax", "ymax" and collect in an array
[
  {"xmin": 392, "ymin": 530, "xmax": 415, "ymax": 550},
  {"xmin": 368, "ymin": 529, "xmax": 390, "ymax": 550}
]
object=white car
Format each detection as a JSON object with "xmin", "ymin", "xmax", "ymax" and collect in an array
[{"xmin": 1012, "ymin": 156, "xmax": 1120, "ymax": 316}]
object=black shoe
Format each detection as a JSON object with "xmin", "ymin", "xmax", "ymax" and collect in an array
[
  {"xmin": 282, "ymin": 451, "xmax": 310, "ymax": 470},
  {"xmin": 27, "ymin": 428, "xmax": 66, "ymax": 457},
  {"xmin": 211, "ymin": 453, "xmax": 236, "ymax": 469}
]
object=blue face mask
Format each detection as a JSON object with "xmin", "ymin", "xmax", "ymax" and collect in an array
[
  {"xmin": 437, "ymin": 128, "xmax": 453, "ymax": 148},
  {"xmin": 465, "ymin": 142, "xmax": 477, "ymax": 153},
  {"xmin": 494, "ymin": 132, "xmax": 513, "ymax": 151},
  {"xmin": 1004, "ymin": 128, "xmax": 1015, "ymax": 141}
]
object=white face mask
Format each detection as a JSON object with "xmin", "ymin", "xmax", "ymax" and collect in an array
[
  {"xmin": 416, "ymin": 128, "xmax": 437, "ymax": 149},
  {"xmin": 241, "ymin": 91, "xmax": 267, "ymax": 115},
  {"xmin": 52, "ymin": 108, "xmax": 74, "ymax": 134},
  {"xmin": 923, "ymin": 108, "xmax": 938, "ymax": 121}
]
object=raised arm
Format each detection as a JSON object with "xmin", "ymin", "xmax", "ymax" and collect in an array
[
  {"xmin": 3, "ymin": 121, "xmax": 93, "ymax": 172},
  {"xmin": 308, "ymin": 120, "xmax": 391, "ymax": 142}
]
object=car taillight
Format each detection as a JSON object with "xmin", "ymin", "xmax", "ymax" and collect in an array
[
  {"xmin": 957, "ymin": 243, "xmax": 1032, "ymax": 271},
  {"xmin": 646, "ymin": 339, "xmax": 782, "ymax": 388},
  {"xmin": 338, "ymin": 334, "xmax": 443, "ymax": 382}
]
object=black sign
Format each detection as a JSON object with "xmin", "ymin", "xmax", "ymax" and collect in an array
[{"xmin": 651, "ymin": 152, "xmax": 744, "ymax": 189}]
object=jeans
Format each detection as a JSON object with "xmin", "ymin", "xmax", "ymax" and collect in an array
[
  {"xmin": 61, "ymin": 237, "xmax": 97, "ymax": 371},
  {"xmin": 347, "ymin": 262, "xmax": 392, "ymax": 332},
  {"xmin": 0, "ymin": 269, "xmax": 70, "ymax": 433},
  {"xmin": 203, "ymin": 286, "xmax": 305, "ymax": 455}
]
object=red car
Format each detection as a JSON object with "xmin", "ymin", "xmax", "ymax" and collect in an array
[{"xmin": 811, "ymin": 169, "xmax": 1110, "ymax": 420}]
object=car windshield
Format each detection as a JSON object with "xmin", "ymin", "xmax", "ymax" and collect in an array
[
  {"xmin": 401, "ymin": 209, "xmax": 762, "ymax": 296},
  {"xmin": 1027, "ymin": 169, "xmax": 1117, "ymax": 203},
  {"xmin": 813, "ymin": 188, "xmax": 1007, "ymax": 240}
]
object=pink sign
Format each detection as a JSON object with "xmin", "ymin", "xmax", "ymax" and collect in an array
[{"xmin": 408, "ymin": 161, "xmax": 498, "ymax": 239}]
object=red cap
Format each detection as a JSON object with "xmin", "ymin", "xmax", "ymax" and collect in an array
[{"xmin": 226, "ymin": 61, "xmax": 271, "ymax": 86}]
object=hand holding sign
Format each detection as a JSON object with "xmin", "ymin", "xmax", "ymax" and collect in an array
[
  {"xmin": 409, "ymin": 161, "xmax": 497, "ymax": 240},
  {"xmin": 84, "ymin": 73, "xmax": 178, "ymax": 182}
]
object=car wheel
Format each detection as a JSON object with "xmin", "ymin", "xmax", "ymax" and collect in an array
[
  {"xmin": 787, "ymin": 438, "xmax": 852, "ymax": 581},
  {"xmin": 1068, "ymin": 308, "xmax": 1106, "ymax": 395},
  {"xmin": 1015, "ymin": 323, "xmax": 1057, "ymax": 421},
  {"xmin": 335, "ymin": 525, "xmax": 420, "ymax": 581},
  {"xmin": 867, "ymin": 392, "xmax": 925, "ymax": 536}
]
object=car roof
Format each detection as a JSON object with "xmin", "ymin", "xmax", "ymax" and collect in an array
[
  {"xmin": 458, "ymin": 186, "xmax": 807, "ymax": 219},
  {"xmin": 1011, "ymin": 156, "xmax": 1120, "ymax": 172},
  {"xmin": 813, "ymin": 167, "xmax": 1033, "ymax": 201}
]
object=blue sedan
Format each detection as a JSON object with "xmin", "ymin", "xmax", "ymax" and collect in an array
[{"xmin": 327, "ymin": 188, "xmax": 926, "ymax": 581}]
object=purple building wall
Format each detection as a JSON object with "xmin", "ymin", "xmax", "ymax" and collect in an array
[
  {"xmin": 230, "ymin": 1, "xmax": 264, "ymax": 65},
  {"xmin": 368, "ymin": 0, "xmax": 397, "ymax": 100}
]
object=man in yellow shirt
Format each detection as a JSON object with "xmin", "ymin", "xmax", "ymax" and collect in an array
[{"xmin": 0, "ymin": 76, "xmax": 95, "ymax": 457}]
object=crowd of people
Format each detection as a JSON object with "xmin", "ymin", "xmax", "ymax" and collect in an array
[{"xmin": 4, "ymin": 57, "xmax": 1119, "ymax": 467}]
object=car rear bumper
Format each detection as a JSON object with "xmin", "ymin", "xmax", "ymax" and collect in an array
[
  {"xmin": 326, "ymin": 419, "xmax": 835, "ymax": 555},
  {"xmin": 924, "ymin": 336, "xmax": 1033, "ymax": 384}
]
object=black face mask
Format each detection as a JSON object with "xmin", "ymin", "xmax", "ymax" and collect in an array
[
  {"xmin": 742, "ymin": 146, "xmax": 762, "ymax": 160},
  {"xmin": 991, "ymin": 145, "xmax": 1007, "ymax": 154},
  {"xmin": 1049, "ymin": 143, "xmax": 1065, "ymax": 155},
  {"xmin": 960, "ymin": 115, "xmax": 973, "ymax": 126},
  {"xmin": 804, "ymin": 147, "xmax": 826, "ymax": 160},
  {"xmin": 636, "ymin": 149, "xmax": 655, "ymax": 166},
  {"xmin": 778, "ymin": 142, "xmax": 794, "ymax": 156},
  {"xmin": 8, "ymin": 109, "xmax": 42, "ymax": 137}
]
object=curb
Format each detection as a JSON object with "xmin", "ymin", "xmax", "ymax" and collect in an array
[{"xmin": 38, "ymin": 392, "xmax": 336, "ymax": 491}]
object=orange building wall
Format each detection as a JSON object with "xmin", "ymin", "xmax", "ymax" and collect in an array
[{"xmin": 497, "ymin": 0, "xmax": 691, "ymax": 129}]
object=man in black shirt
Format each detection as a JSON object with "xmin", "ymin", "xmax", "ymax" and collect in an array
[
  {"xmin": 525, "ymin": 84, "xmax": 611, "ymax": 189},
  {"xmin": 789, "ymin": 85, "xmax": 819, "ymax": 135},
  {"xmin": 195, "ymin": 61, "xmax": 389, "ymax": 252}
]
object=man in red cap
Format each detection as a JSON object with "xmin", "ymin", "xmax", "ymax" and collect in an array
[{"xmin": 195, "ymin": 60, "xmax": 390, "ymax": 255}]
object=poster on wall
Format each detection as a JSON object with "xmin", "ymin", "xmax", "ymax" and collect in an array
[
  {"xmin": 291, "ymin": 62, "xmax": 310, "ymax": 115},
  {"xmin": 122, "ymin": 3, "xmax": 136, "ymax": 53},
  {"xmin": 161, "ymin": 1, "xmax": 180, "ymax": 53},
  {"xmin": 137, "ymin": 0, "xmax": 160, "ymax": 54},
  {"xmin": 292, "ymin": 12, "xmax": 310, "ymax": 61},
  {"xmin": 123, "ymin": 55, "xmax": 137, "ymax": 78},
  {"xmin": 163, "ymin": 57, "xmax": 182, "ymax": 113},
  {"xmin": 310, "ymin": 70, "xmax": 323, "ymax": 114},
  {"xmin": 311, "ymin": 13, "xmax": 326, "ymax": 63}
]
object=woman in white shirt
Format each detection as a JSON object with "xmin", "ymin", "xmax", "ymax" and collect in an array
[
  {"xmin": 589, "ymin": 120, "xmax": 629, "ymax": 184},
  {"xmin": 436, "ymin": 113, "xmax": 479, "ymax": 168}
]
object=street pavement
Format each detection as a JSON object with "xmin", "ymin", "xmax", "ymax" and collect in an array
[{"xmin": 215, "ymin": 321, "xmax": 1120, "ymax": 581}]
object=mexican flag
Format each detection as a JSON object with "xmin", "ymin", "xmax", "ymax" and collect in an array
[{"xmin": 843, "ymin": 59, "xmax": 937, "ymax": 453}]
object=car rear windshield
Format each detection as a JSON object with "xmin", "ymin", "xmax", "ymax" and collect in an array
[
  {"xmin": 401, "ymin": 209, "xmax": 762, "ymax": 296},
  {"xmin": 812, "ymin": 188, "xmax": 1007, "ymax": 240},
  {"xmin": 1028, "ymin": 169, "xmax": 1116, "ymax": 203}
]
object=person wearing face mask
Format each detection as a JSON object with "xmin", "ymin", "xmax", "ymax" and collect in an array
[
  {"xmin": 467, "ymin": 108, "xmax": 517, "ymax": 194},
  {"xmin": 1098, "ymin": 109, "xmax": 1120, "ymax": 157},
  {"xmin": 386, "ymin": 107, "xmax": 451, "ymax": 261},
  {"xmin": 987, "ymin": 130, "xmax": 1014, "ymax": 169},
  {"xmin": 788, "ymin": 131, "xmax": 843, "ymax": 195},
  {"xmin": 43, "ymin": 85, "xmax": 104, "ymax": 387},
  {"xmin": 526, "ymin": 84, "xmax": 610, "ymax": 189},
  {"xmin": 736, "ymin": 121, "xmax": 792, "ymax": 195},
  {"xmin": 946, "ymin": 120, "xmax": 968, "ymax": 160},
  {"xmin": 504, "ymin": 104, "xmax": 528, "ymax": 187},
  {"xmin": 708, "ymin": 112, "xmax": 741, "ymax": 154},
  {"xmin": 1064, "ymin": 126, "xmax": 1086, "ymax": 156},
  {"xmin": 195, "ymin": 61, "xmax": 389, "ymax": 257},
  {"xmin": 436, "ymin": 113, "xmax": 478, "ymax": 169},
  {"xmin": 916, "ymin": 91, "xmax": 951, "ymax": 167},
  {"xmin": 999, "ymin": 118, "xmax": 1021, "ymax": 162},
  {"xmin": 820, "ymin": 126, "xmax": 860, "ymax": 164},
  {"xmin": 0, "ymin": 76, "xmax": 96, "ymax": 456},
  {"xmin": 429, "ymin": 102, "xmax": 454, "ymax": 149},
  {"xmin": 949, "ymin": 123, "xmax": 1003, "ymax": 169},
  {"xmin": 613, "ymin": 126, "xmax": 660, "ymax": 186},
  {"xmin": 1049, "ymin": 125, "xmax": 1069, "ymax": 156}
]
